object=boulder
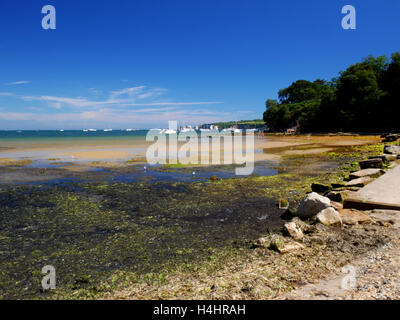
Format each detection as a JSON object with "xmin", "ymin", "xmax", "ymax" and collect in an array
[
  {"xmin": 369, "ymin": 154, "xmax": 397, "ymax": 162},
  {"xmin": 345, "ymin": 177, "xmax": 374, "ymax": 188},
  {"xmin": 330, "ymin": 201, "xmax": 343, "ymax": 211},
  {"xmin": 311, "ymin": 183, "xmax": 331, "ymax": 194},
  {"xmin": 280, "ymin": 208, "xmax": 295, "ymax": 221},
  {"xmin": 316, "ymin": 207, "xmax": 342, "ymax": 227},
  {"xmin": 349, "ymin": 169, "xmax": 384, "ymax": 180},
  {"xmin": 283, "ymin": 221, "xmax": 304, "ymax": 241},
  {"xmin": 340, "ymin": 209, "xmax": 372, "ymax": 225},
  {"xmin": 384, "ymin": 145, "xmax": 400, "ymax": 155},
  {"xmin": 382, "ymin": 134, "xmax": 399, "ymax": 143},
  {"xmin": 295, "ymin": 192, "xmax": 331, "ymax": 219},
  {"xmin": 326, "ymin": 191, "xmax": 345, "ymax": 203},
  {"xmin": 358, "ymin": 158, "xmax": 383, "ymax": 169}
]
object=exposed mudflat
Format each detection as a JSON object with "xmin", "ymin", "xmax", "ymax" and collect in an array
[{"xmin": 0, "ymin": 135, "xmax": 394, "ymax": 299}]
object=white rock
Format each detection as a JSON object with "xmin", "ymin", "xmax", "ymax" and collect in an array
[
  {"xmin": 278, "ymin": 241, "xmax": 305, "ymax": 253},
  {"xmin": 284, "ymin": 221, "xmax": 304, "ymax": 241},
  {"xmin": 384, "ymin": 145, "xmax": 400, "ymax": 155},
  {"xmin": 296, "ymin": 192, "xmax": 331, "ymax": 219},
  {"xmin": 316, "ymin": 207, "xmax": 342, "ymax": 227}
]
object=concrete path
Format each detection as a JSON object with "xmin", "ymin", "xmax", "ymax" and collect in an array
[{"xmin": 345, "ymin": 164, "xmax": 400, "ymax": 210}]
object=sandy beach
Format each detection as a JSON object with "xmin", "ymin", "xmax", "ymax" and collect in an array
[{"xmin": 0, "ymin": 134, "xmax": 381, "ymax": 168}]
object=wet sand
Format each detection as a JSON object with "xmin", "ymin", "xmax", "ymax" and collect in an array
[{"xmin": 0, "ymin": 135, "xmax": 380, "ymax": 167}]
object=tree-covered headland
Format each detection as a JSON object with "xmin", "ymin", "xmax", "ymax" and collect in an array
[{"xmin": 263, "ymin": 52, "xmax": 400, "ymax": 133}]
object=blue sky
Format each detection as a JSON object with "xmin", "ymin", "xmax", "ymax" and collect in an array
[{"xmin": 0, "ymin": 0, "xmax": 399, "ymax": 129}]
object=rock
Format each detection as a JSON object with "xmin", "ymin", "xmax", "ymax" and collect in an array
[
  {"xmin": 290, "ymin": 217, "xmax": 315, "ymax": 233},
  {"xmin": 345, "ymin": 177, "xmax": 374, "ymax": 187},
  {"xmin": 340, "ymin": 209, "xmax": 372, "ymax": 225},
  {"xmin": 382, "ymin": 134, "xmax": 399, "ymax": 142},
  {"xmin": 277, "ymin": 241, "xmax": 304, "ymax": 253},
  {"xmin": 209, "ymin": 175, "xmax": 219, "ymax": 181},
  {"xmin": 279, "ymin": 199, "xmax": 289, "ymax": 209},
  {"xmin": 330, "ymin": 201, "xmax": 343, "ymax": 211},
  {"xmin": 375, "ymin": 220, "xmax": 393, "ymax": 227},
  {"xmin": 295, "ymin": 192, "xmax": 331, "ymax": 219},
  {"xmin": 252, "ymin": 237, "xmax": 270, "ymax": 248},
  {"xmin": 283, "ymin": 221, "xmax": 304, "ymax": 241},
  {"xmin": 316, "ymin": 207, "xmax": 342, "ymax": 227},
  {"xmin": 369, "ymin": 154, "xmax": 397, "ymax": 162},
  {"xmin": 326, "ymin": 191, "xmax": 345, "ymax": 203},
  {"xmin": 331, "ymin": 182, "xmax": 346, "ymax": 189},
  {"xmin": 349, "ymin": 168, "xmax": 384, "ymax": 180},
  {"xmin": 332, "ymin": 187, "xmax": 361, "ymax": 192},
  {"xmin": 267, "ymin": 235, "xmax": 285, "ymax": 251},
  {"xmin": 280, "ymin": 208, "xmax": 295, "ymax": 221},
  {"xmin": 268, "ymin": 235, "xmax": 304, "ymax": 253},
  {"xmin": 364, "ymin": 209, "xmax": 400, "ymax": 228},
  {"xmin": 384, "ymin": 145, "xmax": 400, "ymax": 155},
  {"xmin": 311, "ymin": 183, "xmax": 331, "ymax": 194},
  {"xmin": 358, "ymin": 158, "xmax": 384, "ymax": 169}
]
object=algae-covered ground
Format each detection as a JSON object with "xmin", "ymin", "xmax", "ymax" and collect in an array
[{"xmin": 0, "ymin": 140, "xmax": 391, "ymax": 299}]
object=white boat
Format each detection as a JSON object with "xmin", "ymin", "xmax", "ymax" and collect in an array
[
  {"xmin": 83, "ymin": 129, "xmax": 88, "ymax": 132},
  {"xmin": 210, "ymin": 125, "xmax": 219, "ymax": 130},
  {"xmin": 88, "ymin": 129, "xmax": 97, "ymax": 132},
  {"xmin": 160, "ymin": 129, "xmax": 177, "ymax": 134},
  {"xmin": 180, "ymin": 125, "xmax": 195, "ymax": 133},
  {"xmin": 59, "ymin": 129, "xmax": 64, "ymax": 132},
  {"xmin": 103, "ymin": 128, "xmax": 112, "ymax": 132},
  {"xmin": 126, "ymin": 128, "xmax": 134, "ymax": 132}
]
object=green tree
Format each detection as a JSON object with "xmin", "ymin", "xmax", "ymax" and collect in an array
[{"xmin": 263, "ymin": 53, "xmax": 398, "ymax": 133}]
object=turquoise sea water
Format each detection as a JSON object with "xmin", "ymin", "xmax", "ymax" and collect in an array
[
  {"xmin": 0, "ymin": 130, "xmax": 149, "ymax": 149},
  {"xmin": 0, "ymin": 129, "xmax": 148, "ymax": 140}
]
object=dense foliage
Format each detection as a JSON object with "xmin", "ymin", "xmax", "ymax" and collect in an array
[
  {"xmin": 205, "ymin": 119, "xmax": 265, "ymax": 129},
  {"xmin": 263, "ymin": 52, "xmax": 400, "ymax": 132}
]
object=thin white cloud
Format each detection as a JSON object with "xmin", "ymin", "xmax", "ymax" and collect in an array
[
  {"xmin": 0, "ymin": 108, "xmax": 234, "ymax": 127},
  {"xmin": 110, "ymin": 86, "xmax": 146, "ymax": 98},
  {"xmin": 49, "ymin": 102, "xmax": 62, "ymax": 109},
  {"xmin": 6, "ymin": 81, "xmax": 30, "ymax": 85},
  {"xmin": 4, "ymin": 84, "xmax": 228, "ymax": 128},
  {"xmin": 21, "ymin": 95, "xmax": 223, "ymax": 108},
  {"xmin": 88, "ymin": 88, "xmax": 103, "ymax": 95},
  {"xmin": 0, "ymin": 92, "xmax": 13, "ymax": 96},
  {"xmin": 0, "ymin": 111, "xmax": 34, "ymax": 120}
]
